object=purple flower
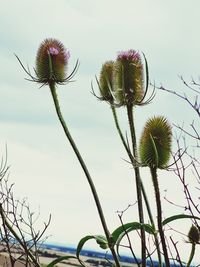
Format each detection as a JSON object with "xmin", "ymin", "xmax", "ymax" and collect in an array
[
  {"xmin": 49, "ymin": 46, "xmax": 59, "ymax": 56},
  {"xmin": 117, "ymin": 49, "xmax": 140, "ymax": 61}
]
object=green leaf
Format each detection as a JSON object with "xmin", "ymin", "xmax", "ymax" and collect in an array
[
  {"xmin": 112, "ymin": 222, "xmax": 155, "ymax": 244},
  {"xmin": 162, "ymin": 214, "xmax": 200, "ymax": 225},
  {"xmin": 95, "ymin": 235, "xmax": 109, "ymax": 249},
  {"xmin": 46, "ymin": 255, "xmax": 77, "ymax": 267},
  {"xmin": 111, "ymin": 222, "xmax": 155, "ymax": 257},
  {"xmin": 76, "ymin": 235, "xmax": 108, "ymax": 266}
]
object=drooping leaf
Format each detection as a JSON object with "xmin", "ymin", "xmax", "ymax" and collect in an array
[
  {"xmin": 46, "ymin": 255, "xmax": 77, "ymax": 267},
  {"xmin": 111, "ymin": 222, "xmax": 155, "ymax": 257},
  {"xmin": 76, "ymin": 235, "xmax": 108, "ymax": 266},
  {"xmin": 94, "ymin": 235, "xmax": 109, "ymax": 249},
  {"xmin": 162, "ymin": 214, "xmax": 200, "ymax": 225},
  {"xmin": 112, "ymin": 222, "xmax": 155, "ymax": 244}
]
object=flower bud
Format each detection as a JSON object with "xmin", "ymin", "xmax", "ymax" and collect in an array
[
  {"xmin": 99, "ymin": 61, "xmax": 114, "ymax": 102},
  {"xmin": 188, "ymin": 225, "xmax": 200, "ymax": 244},
  {"xmin": 139, "ymin": 116, "xmax": 172, "ymax": 169},
  {"xmin": 113, "ymin": 50, "xmax": 144, "ymax": 106},
  {"xmin": 36, "ymin": 38, "xmax": 70, "ymax": 84}
]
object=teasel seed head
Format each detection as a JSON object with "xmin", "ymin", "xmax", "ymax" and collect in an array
[
  {"xmin": 188, "ymin": 225, "xmax": 200, "ymax": 244},
  {"xmin": 139, "ymin": 116, "xmax": 172, "ymax": 169},
  {"xmin": 98, "ymin": 61, "xmax": 114, "ymax": 102},
  {"xmin": 113, "ymin": 49, "xmax": 145, "ymax": 107},
  {"xmin": 35, "ymin": 38, "xmax": 70, "ymax": 84}
]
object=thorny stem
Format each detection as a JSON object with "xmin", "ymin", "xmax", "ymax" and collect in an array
[
  {"xmin": 126, "ymin": 105, "xmax": 146, "ymax": 267},
  {"xmin": 111, "ymin": 105, "xmax": 162, "ymax": 266},
  {"xmin": 186, "ymin": 243, "xmax": 195, "ymax": 267},
  {"xmin": 0, "ymin": 204, "xmax": 40, "ymax": 267},
  {"xmin": 49, "ymin": 82, "xmax": 121, "ymax": 267},
  {"xmin": 150, "ymin": 167, "xmax": 170, "ymax": 267}
]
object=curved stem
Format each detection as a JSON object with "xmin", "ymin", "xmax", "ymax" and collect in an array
[
  {"xmin": 126, "ymin": 105, "xmax": 146, "ymax": 267},
  {"xmin": 150, "ymin": 167, "xmax": 170, "ymax": 267},
  {"xmin": 49, "ymin": 82, "xmax": 121, "ymax": 267},
  {"xmin": 186, "ymin": 243, "xmax": 195, "ymax": 267}
]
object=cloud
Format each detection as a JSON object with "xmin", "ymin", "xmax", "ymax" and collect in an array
[{"xmin": 1, "ymin": 1, "xmax": 200, "ymax": 262}]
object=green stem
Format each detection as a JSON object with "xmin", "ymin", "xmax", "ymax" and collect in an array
[
  {"xmin": 111, "ymin": 106, "xmax": 152, "ymax": 223},
  {"xmin": 126, "ymin": 105, "xmax": 146, "ymax": 267},
  {"xmin": 0, "ymin": 204, "xmax": 40, "ymax": 267},
  {"xmin": 111, "ymin": 106, "xmax": 132, "ymax": 160},
  {"xmin": 112, "ymin": 105, "xmax": 162, "ymax": 266},
  {"xmin": 150, "ymin": 167, "xmax": 170, "ymax": 267},
  {"xmin": 49, "ymin": 83, "xmax": 121, "ymax": 267},
  {"xmin": 186, "ymin": 243, "xmax": 195, "ymax": 267}
]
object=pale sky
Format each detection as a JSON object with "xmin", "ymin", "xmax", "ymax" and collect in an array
[{"xmin": 1, "ymin": 0, "xmax": 200, "ymax": 263}]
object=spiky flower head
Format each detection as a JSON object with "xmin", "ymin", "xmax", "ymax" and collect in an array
[
  {"xmin": 113, "ymin": 49, "xmax": 144, "ymax": 106},
  {"xmin": 188, "ymin": 225, "xmax": 200, "ymax": 244},
  {"xmin": 139, "ymin": 116, "xmax": 172, "ymax": 169},
  {"xmin": 35, "ymin": 38, "xmax": 70, "ymax": 84},
  {"xmin": 98, "ymin": 61, "xmax": 114, "ymax": 102}
]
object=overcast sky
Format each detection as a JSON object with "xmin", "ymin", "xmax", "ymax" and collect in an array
[{"xmin": 1, "ymin": 0, "xmax": 200, "ymax": 262}]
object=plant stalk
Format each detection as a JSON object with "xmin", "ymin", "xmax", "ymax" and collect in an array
[
  {"xmin": 111, "ymin": 105, "xmax": 162, "ymax": 266},
  {"xmin": 126, "ymin": 105, "xmax": 146, "ymax": 267},
  {"xmin": 49, "ymin": 82, "xmax": 121, "ymax": 267},
  {"xmin": 186, "ymin": 243, "xmax": 195, "ymax": 267},
  {"xmin": 150, "ymin": 167, "xmax": 170, "ymax": 267}
]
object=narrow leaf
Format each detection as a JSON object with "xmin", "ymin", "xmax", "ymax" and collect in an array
[
  {"xmin": 163, "ymin": 214, "xmax": 200, "ymax": 225},
  {"xmin": 76, "ymin": 235, "xmax": 108, "ymax": 266},
  {"xmin": 94, "ymin": 235, "xmax": 109, "ymax": 249},
  {"xmin": 112, "ymin": 222, "xmax": 155, "ymax": 244},
  {"xmin": 47, "ymin": 256, "xmax": 77, "ymax": 267},
  {"xmin": 111, "ymin": 222, "xmax": 155, "ymax": 258}
]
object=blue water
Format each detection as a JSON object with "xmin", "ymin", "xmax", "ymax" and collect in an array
[{"xmin": 41, "ymin": 243, "xmax": 188, "ymax": 266}]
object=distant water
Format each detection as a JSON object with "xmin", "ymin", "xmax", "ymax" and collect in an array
[{"xmin": 40, "ymin": 243, "xmax": 187, "ymax": 267}]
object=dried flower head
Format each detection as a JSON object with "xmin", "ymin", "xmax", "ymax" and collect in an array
[
  {"xmin": 16, "ymin": 38, "xmax": 79, "ymax": 87},
  {"xmin": 139, "ymin": 116, "xmax": 172, "ymax": 169},
  {"xmin": 188, "ymin": 225, "xmax": 200, "ymax": 244},
  {"xmin": 113, "ymin": 49, "xmax": 145, "ymax": 106}
]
